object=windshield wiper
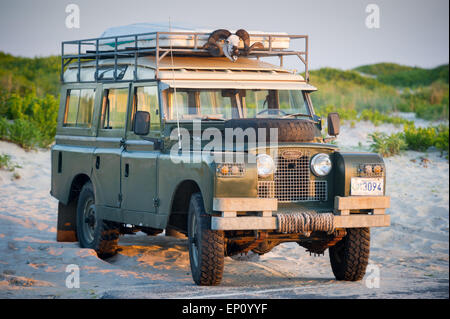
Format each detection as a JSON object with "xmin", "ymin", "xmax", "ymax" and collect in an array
[
  {"xmin": 282, "ymin": 112, "xmax": 311, "ymax": 119},
  {"xmin": 200, "ymin": 116, "xmax": 225, "ymax": 121}
]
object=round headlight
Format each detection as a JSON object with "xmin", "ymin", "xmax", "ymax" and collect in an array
[
  {"xmin": 311, "ymin": 153, "xmax": 332, "ymax": 176},
  {"xmin": 257, "ymin": 154, "xmax": 275, "ymax": 178}
]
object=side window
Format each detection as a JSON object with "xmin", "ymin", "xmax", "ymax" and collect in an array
[
  {"xmin": 63, "ymin": 89, "xmax": 95, "ymax": 127},
  {"xmin": 132, "ymin": 86, "xmax": 160, "ymax": 131},
  {"xmin": 101, "ymin": 88, "xmax": 128, "ymax": 130}
]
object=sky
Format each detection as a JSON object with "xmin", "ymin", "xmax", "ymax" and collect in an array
[{"xmin": 0, "ymin": 0, "xmax": 448, "ymax": 70}]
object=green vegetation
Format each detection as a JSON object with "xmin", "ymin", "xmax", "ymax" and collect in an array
[
  {"xmin": 0, "ymin": 52, "xmax": 60, "ymax": 97},
  {"xmin": 369, "ymin": 124, "xmax": 449, "ymax": 157},
  {"xmin": 355, "ymin": 63, "xmax": 449, "ymax": 87},
  {"xmin": 310, "ymin": 64, "xmax": 449, "ymax": 122},
  {"xmin": 369, "ymin": 132, "xmax": 406, "ymax": 157},
  {"xmin": 315, "ymin": 105, "xmax": 412, "ymax": 126},
  {"xmin": 0, "ymin": 52, "xmax": 59, "ymax": 149},
  {"xmin": 0, "ymin": 94, "xmax": 58, "ymax": 149},
  {"xmin": 0, "ymin": 153, "xmax": 21, "ymax": 172}
]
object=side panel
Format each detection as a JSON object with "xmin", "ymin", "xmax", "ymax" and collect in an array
[
  {"xmin": 121, "ymin": 140, "xmax": 159, "ymax": 213},
  {"xmin": 51, "ymin": 144, "xmax": 95, "ymax": 204},
  {"xmin": 91, "ymin": 138, "xmax": 123, "ymax": 207}
]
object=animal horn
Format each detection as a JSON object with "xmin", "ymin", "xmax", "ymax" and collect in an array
[
  {"xmin": 203, "ymin": 29, "xmax": 231, "ymax": 57},
  {"xmin": 236, "ymin": 29, "xmax": 263, "ymax": 55},
  {"xmin": 236, "ymin": 29, "xmax": 250, "ymax": 51}
]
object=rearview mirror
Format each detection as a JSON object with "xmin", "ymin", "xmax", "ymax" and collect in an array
[
  {"xmin": 327, "ymin": 113, "xmax": 340, "ymax": 136},
  {"xmin": 134, "ymin": 111, "xmax": 150, "ymax": 135}
]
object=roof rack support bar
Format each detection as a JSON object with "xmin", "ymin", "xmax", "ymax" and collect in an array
[
  {"xmin": 61, "ymin": 43, "xmax": 64, "ymax": 82},
  {"xmin": 95, "ymin": 39, "xmax": 99, "ymax": 81},
  {"xmin": 134, "ymin": 34, "xmax": 138, "ymax": 81},
  {"xmin": 305, "ymin": 36, "xmax": 309, "ymax": 82},
  {"xmin": 159, "ymin": 50, "xmax": 170, "ymax": 60},
  {"xmin": 155, "ymin": 32, "xmax": 160, "ymax": 79},
  {"xmin": 114, "ymin": 37, "xmax": 118, "ymax": 81},
  {"xmin": 77, "ymin": 42, "xmax": 81, "ymax": 82}
]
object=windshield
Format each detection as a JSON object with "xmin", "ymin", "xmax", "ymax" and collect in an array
[{"xmin": 162, "ymin": 89, "xmax": 312, "ymax": 120}]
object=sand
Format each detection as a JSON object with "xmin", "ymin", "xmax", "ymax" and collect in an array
[{"xmin": 0, "ymin": 119, "xmax": 448, "ymax": 298}]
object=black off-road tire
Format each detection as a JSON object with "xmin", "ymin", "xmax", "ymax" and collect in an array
[
  {"xmin": 188, "ymin": 193, "xmax": 225, "ymax": 286},
  {"xmin": 76, "ymin": 182, "xmax": 120, "ymax": 259},
  {"xmin": 329, "ymin": 228, "xmax": 370, "ymax": 281},
  {"xmin": 224, "ymin": 118, "xmax": 318, "ymax": 143}
]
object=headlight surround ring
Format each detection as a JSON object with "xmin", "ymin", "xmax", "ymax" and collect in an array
[
  {"xmin": 257, "ymin": 154, "xmax": 275, "ymax": 178},
  {"xmin": 310, "ymin": 153, "xmax": 332, "ymax": 176}
]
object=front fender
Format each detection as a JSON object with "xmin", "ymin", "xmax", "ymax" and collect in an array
[{"xmin": 334, "ymin": 152, "xmax": 386, "ymax": 197}]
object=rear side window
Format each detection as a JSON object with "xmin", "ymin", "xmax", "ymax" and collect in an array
[
  {"xmin": 63, "ymin": 89, "xmax": 95, "ymax": 127},
  {"xmin": 101, "ymin": 88, "xmax": 129, "ymax": 130}
]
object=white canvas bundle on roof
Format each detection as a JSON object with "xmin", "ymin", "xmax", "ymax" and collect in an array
[{"xmin": 98, "ymin": 23, "xmax": 290, "ymax": 51}]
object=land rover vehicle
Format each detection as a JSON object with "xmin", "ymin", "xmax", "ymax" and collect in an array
[{"xmin": 52, "ymin": 28, "xmax": 390, "ymax": 286}]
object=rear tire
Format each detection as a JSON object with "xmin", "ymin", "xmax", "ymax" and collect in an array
[
  {"xmin": 76, "ymin": 182, "xmax": 120, "ymax": 258},
  {"xmin": 188, "ymin": 193, "xmax": 225, "ymax": 286},
  {"xmin": 329, "ymin": 228, "xmax": 370, "ymax": 281}
]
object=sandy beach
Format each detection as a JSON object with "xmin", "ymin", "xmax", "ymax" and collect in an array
[{"xmin": 0, "ymin": 121, "xmax": 448, "ymax": 299}]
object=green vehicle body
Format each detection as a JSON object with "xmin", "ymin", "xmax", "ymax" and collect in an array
[{"xmin": 52, "ymin": 31, "xmax": 390, "ymax": 284}]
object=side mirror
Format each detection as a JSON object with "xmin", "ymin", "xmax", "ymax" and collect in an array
[
  {"xmin": 134, "ymin": 111, "xmax": 150, "ymax": 135},
  {"xmin": 327, "ymin": 112, "xmax": 340, "ymax": 136}
]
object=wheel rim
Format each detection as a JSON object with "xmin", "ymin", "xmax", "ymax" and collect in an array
[
  {"xmin": 190, "ymin": 212, "xmax": 199, "ymax": 268},
  {"xmin": 82, "ymin": 197, "xmax": 96, "ymax": 244}
]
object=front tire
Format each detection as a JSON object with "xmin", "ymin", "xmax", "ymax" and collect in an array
[
  {"xmin": 187, "ymin": 193, "xmax": 225, "ymax": 286},
  {"xmin": 329, "ymin": 228, "xmax": 370, "ymax": 281},
  {"xmin": 76, "ymin": 182, "xmax": 120, "ymax": 258}
]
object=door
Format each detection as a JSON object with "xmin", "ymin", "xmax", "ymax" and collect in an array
[
  {"xmin": 92, "ymin": 83, "xmax": 130, "ymax": 208},
  {"xmin": 121, "ymin": 83, "xmax": 160, "ymax": 213}
]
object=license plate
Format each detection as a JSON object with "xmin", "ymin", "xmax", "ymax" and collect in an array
[{"xmin": 350, "ymin": 177, "xmax": 384, "ymax": 196}]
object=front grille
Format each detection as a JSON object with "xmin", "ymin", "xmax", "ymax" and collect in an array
[{"xmin": 258, "ymin": 149, "xmax": 328, "ymax": 202}]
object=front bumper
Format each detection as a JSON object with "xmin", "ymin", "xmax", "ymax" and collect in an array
[{"xmin": 211, "ymin": 196, "xmax": 390, "ymax": 231}]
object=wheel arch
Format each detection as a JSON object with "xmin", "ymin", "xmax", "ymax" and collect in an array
[
  {"xmin": 68, "ymin": 173, "xmax": 92, "ymax": 204},
  {"xmin": 167, "ymin": 179, "xmax": 202, "ymax": 233},
  {"xmin": 56, "ymin": 173, "xmax": 91, "ymax": 242}
]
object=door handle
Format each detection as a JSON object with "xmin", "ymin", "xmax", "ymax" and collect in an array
[{"xmin": 95, "ymin": 156, "xmax": 100, "ymax": 169}]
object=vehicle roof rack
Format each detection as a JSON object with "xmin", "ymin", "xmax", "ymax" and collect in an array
[{"xmin": 61, "ymin": 31, "xmax": 309, "ymax": 83}]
